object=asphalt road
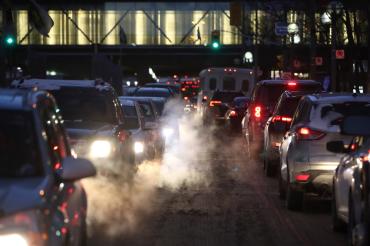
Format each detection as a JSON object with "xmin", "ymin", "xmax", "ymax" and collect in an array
[{"xmin": 86, "ymin": 127, "xmax": 347, "ymax": 246}]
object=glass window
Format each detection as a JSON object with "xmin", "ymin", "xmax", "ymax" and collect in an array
[
  {"xmin": 0, "ymin": 110, "xmax": 43, "ymax": 177},
  {"xmin": 209, "ymin": 78, "xmax": 217, "ymax": 90},
  {"xmin": 242, "ymin": 80, "xmax": 250, "ymax": 92},
  {"xmin": 223, "ymin": 77, "xmax": 236, "ymax": 90},
  {"xmin": 139, "ymin": 102, "xmax": 155, "ymax": 121},
  {"xmin": 122, "ymin": 105, "xmax": 138, "ymax": 117}
]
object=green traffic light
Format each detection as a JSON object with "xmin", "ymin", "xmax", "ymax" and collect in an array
[
  {"xmin": 212, "ymin": 42, "xmax": 220, "ymax": 49},
  {"xmin": 5, "ymin": 35, "xmax": 15, "ymax": 45}
]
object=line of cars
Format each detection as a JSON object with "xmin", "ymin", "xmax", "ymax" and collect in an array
[
  {"xmin": 0, "ymin": 77, "xmax": 182, "ymax": 246},
  {"xmin": 241, "ymin": 79, "xmax": 370, "ymax": 245}
]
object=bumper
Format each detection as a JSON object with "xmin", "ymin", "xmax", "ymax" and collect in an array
[{"xmin": 291, "ymin": 170, "xmax": 335, "ymax": 198}]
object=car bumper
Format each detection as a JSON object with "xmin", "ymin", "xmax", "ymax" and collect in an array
[{"xmin": 291, "ymin": 170, "xmax": 335, "ymax": 198}]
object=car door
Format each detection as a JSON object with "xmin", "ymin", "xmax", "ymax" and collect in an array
[{"xmin": 39, "ymin": 97, "xmax": 85, "ymax": 245}]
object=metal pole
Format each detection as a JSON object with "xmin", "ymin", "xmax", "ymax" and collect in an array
[
  {"xmin": 330, "ymin": 8, "xmax": 337, "ymax": 92},
  {"xmin": 309, "ymin": 0, "xmax": 317, "ymax": 81}
]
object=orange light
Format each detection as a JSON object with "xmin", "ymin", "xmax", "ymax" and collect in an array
[
  {"xmin": 298, "ymin": 127, "xmax": 310, "ymax": 135},
  {"xmin": 53, "ymin": 146, "xmax": 59, "ymax": 151},
  {"xmin": 209, "ymin": 100, "xmax": 222, "ymax": 107},
  {"xmin": 295, "ymin": 174, "xmax": 310, "ymax": 182},
  {"xmin": 181, "ymin": 88, "xmax": 186, "ymax": 92},
  {"xmin": 184, "ymin": 96, "xmax": 189, "ymax": 100},
  {"xmin": 229, "ymin": 110, "xmax": 237, "ymax": 117},
  {"xmin": 254, "ymin": 106, "xmax": 261, "ymax": 118},
  {"xmin": 281, "ymin": 116, "xmax": 292, "ymax": 122},
  {"xmin": 203, "ymin": 96, "xmax": 208, "ymax": 100}
]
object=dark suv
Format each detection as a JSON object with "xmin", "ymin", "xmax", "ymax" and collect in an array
[
  {"xmin": 263, "ymin": 91, "xmax": 307, "ymax": 176},
  {"xmin": 0, "ymin": 89, "xmax": 95, "ymax": 246},
  {"xmin": 242, "ymin": 80, "xmax": 322, "ymax": 150},
  {"xmin": 12, "ymin": 79, "xmax": 136, "ymax": 177}
]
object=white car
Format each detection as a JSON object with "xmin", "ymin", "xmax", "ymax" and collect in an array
[
  {"xmin": 279, "ymin": 93, "xmax": 370, "ymax": 210},
  {"xmin": 328, "ymin": 115, "xmax": 370, "ymax": 245}
]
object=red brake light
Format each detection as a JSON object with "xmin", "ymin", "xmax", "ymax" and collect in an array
[
  {"xmin": 272, "ymin": 115, "xmax": 292, "ymax": 123},
  {"xmin": 118, "ymin": 129, "xmax": 128, "ymax": 142},
  {"xmin": 287, "ymin": 81, "xmax": 297, "ymax": 86},
  {"xmin": 229, "ymin": 110, "xmax": 237, "ymax": 117},
  {"xmin": 295, "ymin": 174, "xmax": 310, "ymax": 182},
  {"xmin": 254, "ymin": 106, "xmax": 261, "ymax": 118},
  {"xmin": 297, "ymin": 127, "xmax": 325, "ymax": 140},
  {"xmin": 209, "ymin": 100, "xmax": 222, "ymax": 107}
]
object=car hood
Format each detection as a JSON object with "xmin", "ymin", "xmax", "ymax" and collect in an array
[
  {"xmin": 65, "ymin": 121, "xmax": 116, "ymax": 139},
  {"xmin": 0, "ymin": 177, "xmax": 50, "ymax": 215}
]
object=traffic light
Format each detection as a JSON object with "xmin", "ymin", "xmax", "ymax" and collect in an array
[
  {"xmin": 4, "ymin": 34, "xmax": 16, "ymax": 46},
  {"xmin": 211, "ymin": 30, "xmax": 220, "ymax": 49}
]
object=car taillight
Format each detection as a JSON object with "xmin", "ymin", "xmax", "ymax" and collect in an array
[
  {"xmin": 118, "ymin": 130, "xmax": 129, "ymax": 142},
  {"xmin": 209, "ymin": 100, "xmax": 222, "ymax": 107},
  {"xmin": 254, "ymin": 106, "xmax": 262, "ymax": 118},
  {"xmin": 296, "ymin": 127, "xmax": 325, "ymax": 140},
  {"xmin": 271, "ymin": 115, "xmax": 292, "ymax": 123},
  {"xmin": 295, "ymin": 173, "xmax": 310, "ymax": 182},
  {"xmin": 229, "ymin": 110, "xmax": 237, "ymax": 117}
]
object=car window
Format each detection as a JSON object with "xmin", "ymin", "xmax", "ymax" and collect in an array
[
  {"xmin": 39, "ymin": 99, "xmax": 69, "ymax": 168},
  {"xmin": 122, "ymin": 105, "xmax": 138, "ymax": 117},
  {"xmin": 223, "ymin": 76, "xmax": 236, "ymax": 90},
  {"xmin": 209, "ymin": 78, "xmax": 217, "ymax": 90},
  {"xmin": 139, "ymin": 102, "xmax": 155, "ymax": 121},
  {"xmin": 276, "ymin": 97, "xmax": 302, "ymax": 116},
  {"xmin": 212, "ymin": 91, "xmax": 245, "ymax": 102},
  {"xmin": 0, "ymin": 110, "xmax": 43, "ymax": 177},
  {"xmin": 242, "ymin": 80, "xmax": 250, "ymax": 92},
  {"xmin": 52, "ymin": 88, "xmax": 117, "ymax": 125}
]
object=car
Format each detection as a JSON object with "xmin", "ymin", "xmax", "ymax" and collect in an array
[
  {"xmin": 119, "ymin": 96, "xmax": 165, "ymax": 158},
  {"xmin": 263, "ymin": 91, "xmax": 307, "ymax": 176},
  {"xmin": 224, "ymin": 96, "xmax": 250, "ymax": 133},
  {"xmin": 119, "ymin": 99, "xmax": 148, "ymax": 163},
  {"xmin": 143, "ymin": 82, "xmax": 180, "ymax": 95},
  {"xmin": 242, "ymin": 79, "xmax": 322, "ymax": 153},
  {"xmin": 133, "ymin": 87, "xmax": 175, "ymax": 99},
  {"xmin": 12, "ymin": 79, "xmax": 136, "ymax": 177},
  {"xmin": 279, "ymin": 93, "xmax": 370, "ymax": 211},
  {"xmin": 327, "ymin": 115, "xmax": 370, "ymax": 245},
  {"xmin": 0, "ymin": 88, "xmax": 96, "ymax": 246},
  {"xmin": 203, "ymin": 90, "xmax": 245, "ymax": 125}
]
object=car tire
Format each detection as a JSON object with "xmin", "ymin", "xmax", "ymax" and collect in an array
[
  {"xmin": 286, "ymin": 183, "xmax": 303, "ymax": 211},
  {"xmin": 331, "ymin": 190, "xmax": 346, "ymax": 232}
]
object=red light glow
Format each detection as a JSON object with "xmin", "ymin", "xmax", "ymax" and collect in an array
[
  {"xmin": 229, "ymin": 110, "xmax": 237, "ymax": 117},
  {"xmin": 54, "ymin": 162, "xmax": 61, "ymax": 170},
  {"xmin": 287, "ymin": 81, "xmax": 297, "ymax": 86},
  {"xmin": 254, "ymin": 106, "xmax": 261, "ymax": 118},
  {"xmin": 209, "ymin": 100, "xmax": 222, "ymax": 107},
  {"xmin": 299, "ymin": 127, "xmax": 310, "ymax": 135},
  {"xmin": 295, "ymin": 174, "xmax": 310, "ymax": 182}
]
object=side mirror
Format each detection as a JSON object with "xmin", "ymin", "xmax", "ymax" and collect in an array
[
  {"xmin": 326, "ymin": 141, "xmax": 348, "ymax": 154},
  {"xmin": 60, "ymin": 156, "xmax": 96, "ymax": 181},
  {"xmin": 144, "ymin": 121, "xmax": 158, "ymax": 130}
]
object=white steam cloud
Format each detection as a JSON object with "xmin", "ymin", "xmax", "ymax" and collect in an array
[{"xmin": 82, "ymin": 98, "xmax": 216, "ymax": 240}]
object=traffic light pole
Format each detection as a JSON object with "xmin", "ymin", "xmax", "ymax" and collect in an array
[
  {"xmin": 330, "ymin": 10, "xmax": 337, "ymax": 92},
  {"xmin": 253, "ymin": 5, "xmax": 259, "ymax": 84}
]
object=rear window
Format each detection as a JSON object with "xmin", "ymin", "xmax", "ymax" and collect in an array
[
  {"xmin": 122, "ymin": 105, "xmax": 138, "ymax": 117},
  {"xmin": 319, "ymin": 102, "xmax": 370, "ymax": 120},
  {"xmin": 135, "ymin": 89, "xmax": 171, "ymax": 98},
  {"xmin": 242, "ymin": 80, "xmax": 250, "ymax": 92},
  {"xmin": 256, "ymin": 83, "xmax": 321, "ymax": 105},
  {"xmin": 223, "ymin": 77, "xmax": 236, "ymax": 90},
  {"xmin": 212, "ymin": 92, "xmax": 245, "ymax": 103},
  {"xmin": 209, "ymin": 78, "xmax": 217, "ymax": 90},
  {"xmin": 276, "ymin": 97, "xmax": 301, "ymax": 116}
]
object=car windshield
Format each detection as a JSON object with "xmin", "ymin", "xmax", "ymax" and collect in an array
[
  {"xmin": 135, "ymin": 89, "xmax": 171, "ymax": 98},
  {"xmin": 276, "ymin": 97, "xmax": 302, "ymax": 116},
  {"xmin": 234, "ymin": 98, "xmax": 249, "ymax": 108},
  {"xmin": 122, "ymin": 105, "xmax": 138, "ymax": 117},
  {"xmin": 0, "ymin": 110, "xmax": 43, "ymax": 177},
  {"xmin": 138, "ymin": 101, "xmax": 155, "ymax": 121},
  {"xmin": 258, "ymin": 83, "xmax": 321, "ymax": 105},
  {"xmin": 152, "ymin": 100, "xmax": 165, "ymax": 115},
  {"xmin": 52, "ymin": 88, "xmax": 117, "ymax": 124},
  {"xmin": 212, "ymin": 92, "xmax": 245, "ymax": 103}
]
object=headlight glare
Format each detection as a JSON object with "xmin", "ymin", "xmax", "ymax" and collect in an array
[
  {"xmin": 134, "ymin": 142, "xmax": 144, "ymax": 154},
  {"xmin": 90, "ymin": 140, "xmax": 112, "ymax": 158},
  {"xmin": 0, "ymin": 233, "xmax": 28, "ymax": 246},
  {"xmin": 162, "ymin": 128, "xmax": 174, "ymax": 138}
]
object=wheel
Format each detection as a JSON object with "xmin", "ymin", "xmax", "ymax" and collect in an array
[
  {"xmin": 331, "ymin": 190, "xmax": 346, "ymax": 232},
  {"xmin": 286, "ymin": 183, "xmax": 303, "ymax": 211},
  {"xmin": 278, "ymin": 171, "xmax": 286, "ymax": 199}
]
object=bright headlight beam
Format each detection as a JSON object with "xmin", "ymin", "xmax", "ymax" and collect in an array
[
  {"xmin": 134, "ymin": 142, "xmax": 144, "ymax": 154},
  {"xmin": 0, "ymin": 234, "xmax": 28, "ymax": 246},
  {"xmin": 90, "ymin": 140, "xmax": 112, "ymax": 158},
  {"xmin": 162, "ymin": 128, "xmax": 174, "ymax": 138}
]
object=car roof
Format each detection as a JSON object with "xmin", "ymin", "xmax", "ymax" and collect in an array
[
  {"xmin": 12, "ymin": 78, "xmax": 114, "ymax": 91},
  {"xmin": 120, "ymin": 96, "xmax": 166, "ymax": 102},
  {"xmin": 258, "ymin": 80, "xmax": 320, "ymax": 85},
  {"xmin": 136, "ymin": 87, "xmax": 171, "ymax": 92},
  {"xmin": 305, "ymin": 93, "xmax": 370, "ymax": 104},
  {"xmin": 145, "ymin": 83, "xmax": 179, "ymax": 88},
  {"xmin": 0, "ymin": 89, "xmax": 47, "ymax": 110}
]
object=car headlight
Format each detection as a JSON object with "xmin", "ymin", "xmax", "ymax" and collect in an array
[
  {"xmin": 90, "ymin": 140, "xmax": 113, "ymax": 158},
  {"xmin": 162, "ymin": 127, "xmax": 174, "ymax": 138},
  {"xmin": 0, "ymin": 234, "xmax": 28, "ymax": 246},
  {"xmin": 134, "ymin": 142, "xmax": 144, "ymax": 154}
]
